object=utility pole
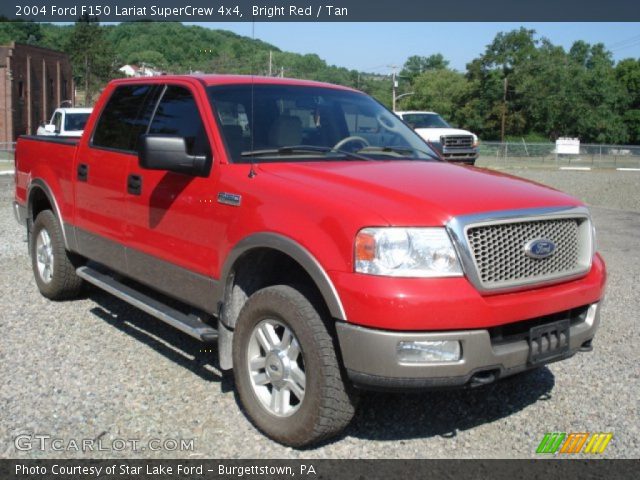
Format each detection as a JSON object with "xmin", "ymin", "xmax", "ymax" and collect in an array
[
  {"xmin": 389, "ymin": 65, "xmax": 399, "ymax": 111},
  {"xmin": 268, "ymin": 51, "xmax": 273, "ymax": 77},
  {"xmin": 84, "ymin": 53, "xmax": 90, "ymax": 107},
  {"xmin": 500, "ymin": 76, "xmax": 508, "ymax": 143},
  {"xmin": 280, "ymin": 66, "xmax": 284, "ymax": 78}
]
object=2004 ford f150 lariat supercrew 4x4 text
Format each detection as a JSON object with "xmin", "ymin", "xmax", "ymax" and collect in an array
[{"xmin": 13, "ymin": 76, "xmax": 606, "ymax": 447}]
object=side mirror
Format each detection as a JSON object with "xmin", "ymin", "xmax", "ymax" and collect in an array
[
  {"xmin": 138, "ymin": 135, "xmax": 210, "ymax": 177},
  {"xmin": 44, "ymin": 124, "xmax": 56, "ymax": 133}
]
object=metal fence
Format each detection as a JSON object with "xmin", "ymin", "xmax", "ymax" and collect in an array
[
  {"xmin": 478, "ymin": 141, "xmax": 640, "ymax": 169},
  {"xmin": 1, "ymin": 140, "xmax": 640, "ymax": 170}
]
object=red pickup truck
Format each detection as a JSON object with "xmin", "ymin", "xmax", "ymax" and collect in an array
[{"xmin": 13, "ymin": 75, "xmax": 606, "ymax": 447}]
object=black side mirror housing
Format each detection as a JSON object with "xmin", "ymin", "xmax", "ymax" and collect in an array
[{"xmin": 138, "ymin": 135, "xmax": 210, "ymax": 177}]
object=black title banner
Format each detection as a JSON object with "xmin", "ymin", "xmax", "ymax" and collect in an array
[
  {"xmin": 1, "ymin": 0, "xmax": 640, "ymax": 22},
  {"xmin": 2, "ymin": 459, "xmax": 639, "ymax": 480}
]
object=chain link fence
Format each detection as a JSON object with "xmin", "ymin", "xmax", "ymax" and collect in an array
[
  {"xmin": 0, "ymin": 142, "xmax": 16, "ymax": 172},
  {"xmin": 478, "ymin": 141, "xmax": 640, "ymax": 169},
  {"xmin": 2, "ymin": 140, "xmax": 640, "ymax": 170}
]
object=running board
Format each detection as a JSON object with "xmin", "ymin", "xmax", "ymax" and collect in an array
[{"xmin": 77, "ymin": 266, "xmax": 218, "ymax": 342}]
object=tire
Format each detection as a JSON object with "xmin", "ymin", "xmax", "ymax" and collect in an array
[
  {"xmin": 233, "ymin": 285, "xmax": 356, "ymax": 447},
  {"xmin": 30, "ymin": 210, "xmax": 84, "ymax": 300}
]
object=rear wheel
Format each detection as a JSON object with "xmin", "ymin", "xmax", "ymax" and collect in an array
[
  {"xmin": 30, "ymin": 210, "xmax": 84, "ymax": 300},
  {"xmin": 233, "ymin": 285, "xmax": 356, "ymax": 447}
]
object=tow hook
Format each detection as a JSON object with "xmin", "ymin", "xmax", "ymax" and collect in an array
[
  {"xmin": 469, "ymin": 370, "xmax": 498, "ymax": 388},
  {"xmin": 579, "ymin": 339, "xmax": 593, "ymax": 352}
]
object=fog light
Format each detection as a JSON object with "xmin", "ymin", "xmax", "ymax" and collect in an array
[{"xmin": 396, "ymin": 340, "xmax": 461, "ymax": 363}]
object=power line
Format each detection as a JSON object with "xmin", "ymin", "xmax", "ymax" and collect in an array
[
  {"xmin": 610, "ymin": 39, "xmax": 640, "ymax": 53},
  {"xmin": 607, "ymin": 33, "xmax": 640, "ymax": 50}
]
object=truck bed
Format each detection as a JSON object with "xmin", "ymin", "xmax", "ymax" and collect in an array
[{"xmin": 14, "ymin": 135, "xmax": 80, "ymax": 216}]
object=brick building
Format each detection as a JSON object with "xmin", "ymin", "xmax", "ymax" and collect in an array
[{"xmin": 0, "ymin": 42, "xmax": 74, "ymax": 143}]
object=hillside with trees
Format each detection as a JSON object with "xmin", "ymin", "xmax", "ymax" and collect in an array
[
  {"xmin": 1, "ymin": 21, "xmax": 638, "ymax": 143},
  {"xmin": 0, "ymin": 19, "xmax": 391, "ymax": 106},
  {"xmin": 400, "ymin": 28, "xmax": 640, "ymax": 144}
]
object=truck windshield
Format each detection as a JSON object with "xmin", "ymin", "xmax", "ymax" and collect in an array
[
  {"xmin": 401, "ymin": 113, "xmax": 450, "ymax": 129},
  {"xmin": 64, "ymin": 113, "xmax": 91, "ymax": 131},
  {"xmin": 207, "ymin": 85, "xmax": 439, "ymax": 163}
]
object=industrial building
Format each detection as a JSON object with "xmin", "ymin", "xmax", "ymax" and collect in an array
[{"xmin": 0, "ymin": 42, "xmax": 74, "ymax": 143}]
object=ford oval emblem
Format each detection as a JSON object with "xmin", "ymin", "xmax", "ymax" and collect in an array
[{"xmin": 524, "ymin": 238, "xmax": 556, "ymax": 259}]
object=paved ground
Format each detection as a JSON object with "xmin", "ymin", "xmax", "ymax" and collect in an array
[{"xmin": 0, "ymin": 169, "xmax": 638, "ymax": 459}]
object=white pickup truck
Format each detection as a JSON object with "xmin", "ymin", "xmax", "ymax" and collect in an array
[
  {"xmin": 395, "ymin": 111, "xmax": 479, "ymax": 165},
  {"xmin": 36, "ymin": 108, "xmax": 93, "ymax": 138}
]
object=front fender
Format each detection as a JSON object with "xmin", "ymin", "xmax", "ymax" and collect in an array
[{"xmin": 217, "ymin": 232, "xmax": 347, "ymax": 321}]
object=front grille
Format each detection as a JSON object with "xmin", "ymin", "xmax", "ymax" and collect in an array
[
  {"xmin": 443, "ymin": 135, "xmax": 473, "ymax": 148},
  {"xmin": 466, "ymin": 218, "xmax": 584, "ymax": 290}
]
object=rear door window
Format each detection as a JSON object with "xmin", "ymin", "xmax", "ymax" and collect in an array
[{"xmin": 92, "ymin": 84, "xmax": 162, "ymax": 152}]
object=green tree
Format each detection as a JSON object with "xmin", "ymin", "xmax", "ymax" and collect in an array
[
  {"xmin": 404, "ymin": 69, "xmax": 469, "ymax": 124},
  {"xmin": 66, "ymin": 15, "xmax": 116, "ymax": 106},
  {"xmin": 400, "ymin": 54, "xmax": 449, "ymax": 83},
  {"xmin": 462, "ymin": 28, "xmax": 539, "ymax": 139},
  {"xmin": 0, "ymin": 20, "xmax": 42, "ymax": 44},
  {"xmin": 127, "ymin": 50, "xmax": 168, "ymax": 71},
  {"xmin": 616, "ymin": 58, "xmax": 640, "ymax": 143}
]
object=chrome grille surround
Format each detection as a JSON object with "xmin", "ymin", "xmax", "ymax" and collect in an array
[
  {"xmin": 447, "ymin": 206, "xmax": 593, "ymax": 294},
  {"xmin": 442, "ymin": 135, "xmax": 474, "ymax": 148}
]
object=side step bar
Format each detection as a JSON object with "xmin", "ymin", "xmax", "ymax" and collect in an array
[{"xmin": 77, "ymin": 266, "xmax": 218, "ymax": 342}]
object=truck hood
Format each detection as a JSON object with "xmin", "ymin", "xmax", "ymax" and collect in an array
[
  {"xmin": 414, "ymin": 127, "xmax": 475, "ymax": 142},
  {"xmin": 259, "ymin": 161, "xmax": 582, "ymax": 226}
]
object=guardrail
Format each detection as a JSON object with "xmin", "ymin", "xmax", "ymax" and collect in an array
[{"xmin": 478, "ymin": 141, "xmax": 640, "ymax": 169}]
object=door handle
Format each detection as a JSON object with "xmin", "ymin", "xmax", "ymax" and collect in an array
[
  {"xmin": 127, "ymin": 174, "xmax": 142, "ymax": 195},
  {"xmin": 77, "ymin": 163, "xmax": 88, "ymax": 182}
]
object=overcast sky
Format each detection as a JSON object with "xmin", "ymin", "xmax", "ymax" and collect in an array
[{"xmin": 191, "ymin": 22, "xmax": 640, "ymax": 73}]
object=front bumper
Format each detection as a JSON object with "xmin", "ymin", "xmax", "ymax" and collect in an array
[
  {"xmin": 442, "ymin": 147, "xmax": 478, "ymax": 164},
  {"xmin": 336, "ymin": 302, "xmax": 600, "ymax": 391},
  {"xmin": 13, "ymin": 201, "xmax": 27, "ymax": 226}
]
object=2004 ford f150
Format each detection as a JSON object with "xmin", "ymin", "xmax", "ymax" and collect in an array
[{"xmin": 13, "ymin": 75, "xmax": 606, "ymax": 447}]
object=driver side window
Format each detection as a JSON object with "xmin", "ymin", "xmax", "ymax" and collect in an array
[{"xmin": 53, "ymin": 112, "xmax": 62, "ymax": 133}]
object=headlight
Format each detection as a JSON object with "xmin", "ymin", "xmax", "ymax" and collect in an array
[
  {"xmin": 591, "ymin": 221, "xmax": 597, "ymax": 257},
  {"xmin": 355, "ymin": 227, "xmax": 463, "ymax": 277}
]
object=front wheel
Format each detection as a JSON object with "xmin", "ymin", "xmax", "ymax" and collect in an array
[{"xmin": 233, "ymin": 285, "xmax": 357, "ymax": 447}]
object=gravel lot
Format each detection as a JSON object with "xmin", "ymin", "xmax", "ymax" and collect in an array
[{"xmin": 1, "ymin": 169, "xmax": 638, "ymax": 459}]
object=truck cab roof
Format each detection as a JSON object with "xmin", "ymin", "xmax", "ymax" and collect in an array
[
  {"xmin": 110, "ymin": 74, "xmax": 360, "ymax": 92},
  {"xmin": 54, "ymin": 107, "xmax": 93, "ymax": 114},
  {"xmin": 395, "ymin": 110, "xmax": 438, "ymax": 115}
]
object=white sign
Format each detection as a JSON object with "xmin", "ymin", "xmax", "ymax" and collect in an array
[{"xmin": 556, "ymin": 137, "xmax": 580, "ymax": 155}]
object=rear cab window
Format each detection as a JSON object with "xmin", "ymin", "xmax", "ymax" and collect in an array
[{"xmin": 91, "ymin": 84, "xmax": 163, "ymax": 152}]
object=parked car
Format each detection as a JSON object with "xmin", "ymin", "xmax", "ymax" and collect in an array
[
  {"xmin": 36, "ymin": 108, "xmax": 93, "ymax": 138},
  {"xmin": 395, "ymin": 110, "xmax": 479, "ymax": 165},
  {"xmin": 14, "ymin": 75, "xmax": 605, "ymax": 447}
]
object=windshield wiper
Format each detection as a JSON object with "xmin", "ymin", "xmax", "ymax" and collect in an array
[
  {"xmin": 241, "ymin": 145, "xmax": 373, "ymax": 161},
  {"xmin": 359, "ymin": 145, "xmax": 441, "ymax": 161}
]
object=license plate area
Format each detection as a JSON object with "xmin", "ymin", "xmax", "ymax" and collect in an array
[{"xmin": 528, "ymin": 319, "xmax": 570, "ymax": 365}]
